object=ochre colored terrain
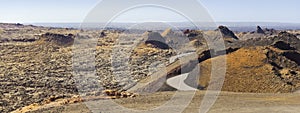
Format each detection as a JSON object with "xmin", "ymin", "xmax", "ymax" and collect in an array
[{"xmin": 199, "ymin": 46, "xmax": 299, "ymax": 93}]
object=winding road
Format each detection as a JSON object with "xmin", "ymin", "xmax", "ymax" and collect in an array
[
  {"xmin": 166, "ymin": 52, "xmax": 198, "ymax": 91},
  {"xmin": 166, "ymin": 73, "xmax": 198, "ymax": 91},
  {"xmin": 128, "ymin": 52, "xmax": 199, "ymax": 92}
]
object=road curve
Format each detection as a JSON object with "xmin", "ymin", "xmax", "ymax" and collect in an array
[
  {"xmin": 166, "ymin": 73, "xmax": 198, "ymax": 91},
  {"xmin": 169, "ymin": 52, "xmax": 195, "ymax": 63},
  {"xmin": 167, "ymin": 52, "xmax": 198, "ymax": 91},
  {"xmin": 128, "ymin": 52, "xmax": 199, "ymax": 93}
]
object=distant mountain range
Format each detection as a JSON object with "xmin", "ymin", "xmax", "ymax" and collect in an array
[{"xmin": 27, "ymin": 22, "xmax": 300, "ymax": 32}]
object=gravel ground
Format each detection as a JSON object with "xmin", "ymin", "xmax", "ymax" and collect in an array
[
  {"xmin": 0, "ymin": 24, "xmax": 175, "ymax": 112},
  {"xmin": 25, "ymin": 91, "xmax": 300, "ymax": 113}
]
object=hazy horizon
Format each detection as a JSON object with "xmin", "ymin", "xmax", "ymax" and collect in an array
[
  {"xmin": 17, "ymin": 21, "xmax": 300, "ymax": 32},
  {"xmin": 0, "ymin": 0, "xmax": 300, "ymax": 23}
]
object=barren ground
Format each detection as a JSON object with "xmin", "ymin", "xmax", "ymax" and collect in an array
[{"xmin": 22, "ymin": 91, "xmax": 300, "ymax": 113}]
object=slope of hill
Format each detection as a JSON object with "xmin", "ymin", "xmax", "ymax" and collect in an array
[
  {"xmin": 197, "ymin": 32, "xmax": 300, "ymax": 93},
  {"xmin": 198, "ymin": 46, "xmax": 300, "ymax": 93}
]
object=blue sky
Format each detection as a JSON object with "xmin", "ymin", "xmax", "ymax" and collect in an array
[{"xmin": 0, "ymin": 0, "xmax": 299, "ymax": 23}]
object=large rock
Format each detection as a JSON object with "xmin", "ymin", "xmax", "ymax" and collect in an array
[
  {"xmin": 218, "ymin": 26, "xmax": 239, "ymax": 40},
  {"xmin": 160, "ymin": 28, "xmax": 193, "ymax": 51},
  {"xmin": 256, "ymin": 26, "xmax": 265, "ymax": 34},
  {"xmin": 272, "ymin": 41, "xmax": 296, "ymax": 50},
  {"xmin": 277, "ymin": 31, "xmax": 300, "ymax": 50},
  {"xmin": 39, "ymin": 33, "xmax": 74, "ymax": 46},
  {"xmin": 142, "ymin": 31, "xmax": 169, "ymax": 49}
]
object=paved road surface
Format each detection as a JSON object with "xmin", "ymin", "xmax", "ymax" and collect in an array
[{"xmin": 166, "ymin": 73, "xmax": 197, "ymax": 91}]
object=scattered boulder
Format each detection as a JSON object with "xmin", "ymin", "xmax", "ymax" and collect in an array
[
  {"xmin": 15, "ymin": 23, "xmax": 23, "ymax": 26},
  {"xmin": 183, "ymin": 29, "xmax": 190, "ymax": 35},
  {"xmin": 182, "ymin": 29, "xmax": 200, "ymax": 37},
  {"xmin": 264, "ymin": 28, "xmax": 278, "ymax": 35},
  {"xmin": 183, "ymin": 29, "xmax": 202, "ymax": 38},
  {"xmin": 12, "ymin": 38, "xmax": 37, "ymax": 42},
  {"xmin": 0, "ymin": 38, "xmax": 9, "ymax": 43},
  {"xmin": 100, "ymin": 31, "xmax": 106, "ymax": 37}
]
